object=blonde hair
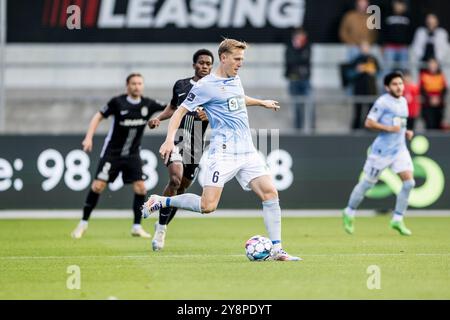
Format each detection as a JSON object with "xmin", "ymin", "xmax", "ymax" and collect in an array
[{"xmin": 218, "ymin": 38, "xmax": 247, "ymax": 58}]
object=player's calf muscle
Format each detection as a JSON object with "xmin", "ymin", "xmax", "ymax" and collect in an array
[
  {"xmin": 200, "ymin": 202, "xmax": 217, "ymax": 214},
  {"xmin": 200, "ymin": 195, "xmax": 220, "ymax": 213}
]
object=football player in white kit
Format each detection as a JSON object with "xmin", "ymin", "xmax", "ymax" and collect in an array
[
  {"xmin": 343, "ymin": 72, "xmax": 415, "ymax": 236},
  {"xmin": 142, "ymin": 39, "xmax": 300, "ymax": 261}
]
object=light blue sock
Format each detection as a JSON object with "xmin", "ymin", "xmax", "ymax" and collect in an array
[
  {"xmin": 262, "ymin": 198, "xmax": 282, "ymax": 245},
  {"xmin": 394, "ymin": 179, "xmax": 415, "ymax": 216},
  {"xmin": 168, "ymin": 193, "xmax": 202, "ymax": 213},
  {"xmin": 347, "ymin": 179, "xmax": 375, "ymax": 211}
]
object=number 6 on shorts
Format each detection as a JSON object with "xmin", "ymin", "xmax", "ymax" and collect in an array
[{"xmin": 212, "ymin": 171, "xmax": 219, "ymax": 183}]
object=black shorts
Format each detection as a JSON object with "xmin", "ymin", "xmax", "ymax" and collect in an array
[
  {"xmin": 166, "ymin": 146, "xmax": 200, "ymax": 181},
  {"xmin": 95, "ymin": 154, "xmax": 145, "ymax": 183}
]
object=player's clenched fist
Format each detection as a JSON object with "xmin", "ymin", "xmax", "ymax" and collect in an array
[
  {"xmin": 197, "ymin": 108, "xmax": 208, "ymax": 121},
  {"xmin": 159, "ymin": 140, "xmax": 175, "ymax": 164},
  {"xmin": 148, "ymin": 118, "xmax": 160, "ymax": 129}
]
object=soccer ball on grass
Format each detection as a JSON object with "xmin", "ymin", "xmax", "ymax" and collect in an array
[{"xmin": 245, "ymin": 235, "xmax": 273, "ymax": 261}]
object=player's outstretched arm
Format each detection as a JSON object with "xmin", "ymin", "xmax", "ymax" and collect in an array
[
  {"xmin": 148, "ymin": 103, "xmax": 176, "ymax": 129},
  {"xmin": 159, "ymin": 106, "xmax": 189, "ymax": 164},
  {"xmin": 82, "ymin": 112, "xmax": 104, "ymax": 153},
  {"xmin": 245, "ymin": 96, "xmax": 280, "ymax": 111},
  {"xmin": 365, "ymin": 118, "xmax": 401, "ymax": 133}
]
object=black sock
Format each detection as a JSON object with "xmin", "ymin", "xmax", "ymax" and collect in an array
[
  {"xmin": 82, "ymin": 190, "xmax": 100, "ymax": 221},
  {"xmin": 159, "ymin": 207, "xmax": 173, "ymax": 225},
  {"xmin": 133, "ymin": 194, "xmax": 146, "ymax": 225},
  {"xmin": 166, "ymin": 208, "xmax": 178, "ymax": 225}
]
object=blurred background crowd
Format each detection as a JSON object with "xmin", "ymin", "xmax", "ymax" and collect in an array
[
  {"xmin": 285, "ymin": 0, "xmax": 449, "ymax": 132},
  {"xmin": 1, "ymin": 0, "xmax": 449, "ymax": 134}
]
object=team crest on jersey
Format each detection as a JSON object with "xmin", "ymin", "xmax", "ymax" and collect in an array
[
  {"xmin": 141, "ymin": 106, "xmax": 148, "ymax": 117},
  {"xmin": 187, "ymin": 93, "xmax": 196, "ymax": 102}
]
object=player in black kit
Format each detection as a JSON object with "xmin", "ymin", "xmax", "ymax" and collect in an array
[
  {"xmin": 71, "ymin": 73, "xmax": 165, "ymax": 239},
  {"xmin": 147, "ymin": 49, "xmax": 214, "ymax": 250}
]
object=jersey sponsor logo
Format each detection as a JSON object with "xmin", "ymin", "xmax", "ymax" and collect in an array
[
  {"xmin": 227, "ymin": 96, "xmax": 245, "ymax": 111},
  {"xmin": 119, "ymin": 119, "xmax": 147, "ymax": 127},
  {"xmin": 141, "ymin": 106, "xmax": 149, "ymax": 117},
  {"xmin": 393, "ymin": 117, "xmax": 407, "ymax": 128},
  {"xmin": 187, "ymin": 93, "xmax": 196, "ymax": 102}
]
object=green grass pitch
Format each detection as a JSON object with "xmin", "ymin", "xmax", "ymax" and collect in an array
[{"xmin": 0, "ymin": 216, "xmax": 449, "ymax": 299}]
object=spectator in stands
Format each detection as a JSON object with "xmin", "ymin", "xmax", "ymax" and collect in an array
[
  {"xmin": 419, "ymin": 58, "xmax": 447, "ymax": 130},
  {"xmin": 350, "ymin": 41, "xmax": 380, "ymax": 129},
  {"xmin": 339, "ymin": 0, "xmax": 378, "ymax": 62},
  {"xmin": 284, "ymin": 28, "xmax": 313, "ymax": 130},
  {"xmin": 403, "ymin": 70, "xmax": 421, "ymax": 130},
  {"xmin": 412, "ymin": 13, "xmax": 450, "ymax": 67},
  {"xmin": 380, "ymin": 0, "xmax": 412, "ymax": 72}
]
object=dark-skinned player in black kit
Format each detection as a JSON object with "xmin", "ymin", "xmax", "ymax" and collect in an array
[{"xmin": 147, "ymin": 49, "xmax": 214, "ymax": 250}]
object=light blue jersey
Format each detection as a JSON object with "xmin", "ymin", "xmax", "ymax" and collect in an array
[
  {"xmin": 181, "ymin": 73, "xmax": 255, "ymax": 154},
  {"xmin": 367, "ymin": 93, "xmax": 409, "ymax": 157}
]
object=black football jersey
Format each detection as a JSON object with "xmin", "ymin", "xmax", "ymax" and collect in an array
[
  {"xmin": 171, "ymin": 78, "xmax": 209, "ymax": 161},
  {"xmin": 99, "ymin": 94, "xmax": 165, "ymax": 157}
]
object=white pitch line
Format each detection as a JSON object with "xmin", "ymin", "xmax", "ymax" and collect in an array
[
  {"xmin": 1, "ymin": 253, "xmax": 449, "ymax": 260},
  {"xmin": 1, "ymin": 209, "xmax": 450, "ymax": 219}
]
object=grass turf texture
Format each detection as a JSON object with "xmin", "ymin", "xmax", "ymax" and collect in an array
[{"xmin": 0, "ymin": 217, "xmax": 449, "ymax": 299}]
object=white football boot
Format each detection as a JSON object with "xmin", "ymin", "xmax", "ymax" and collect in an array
[
  {"xmin": 141, "ymin": 195, "xmax": 167, "ymax": 219},
  {"xmin": 131, "ymin": 224, "xmax": 151, "ymax": 238},
  {"xmin": 152, "ymin": 223, "xmax": 167, "ymax": 251},
  {"xmin": 272, "ymin": 248, "xmax": 302, "ymax": 261},
  {"xmin": 71, "ymin": 220, "xmax": 88, "ymax": 239}
]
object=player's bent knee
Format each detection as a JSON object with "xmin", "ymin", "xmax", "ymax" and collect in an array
[
  {"xmin": 135, "ymin": 187, "xmax": 147, "ymax": 195},
  {"xmin": 362, "ymin": 178, "xmax": 377, "ymax": 188},
  {"xmin": 133, "ymin": 182, "xmax": 146, "ymax": 195},
  {"xmin": 261, "ymin": 189, "xmax": 278, "ymax": 202},
  {"xmin": 403, "ymin": 179, "xmax": 415, "ymax": 190},
  {"xmin": 92, "ymin": 180, "xmax": 106, "ymax": 193},
  {"xmin": 169, "ymin": 175, "xmax": 182, "ymax": 190}
]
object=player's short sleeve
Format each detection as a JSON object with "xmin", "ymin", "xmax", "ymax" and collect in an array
[
  {"xmin": 367, "ymin": 99, "xmax": 385, "ymax": 122},
  {"xmin": 148, "ymin": 98, "xmax": 166, "ymax": 112},
  {"xmin": 141, "ymin": 98, "xmax": 165, "ymax": 120},
  {"xmin": 169, "ymin": 81, "xmax": 180, "ymax": 108},
  {"xmin": 100, "ymin": 98, "xmax": 116, "ymax": 118},
  {"xmin": 181, "ymin": 82, "xmax": 212, "ymax": 112}
]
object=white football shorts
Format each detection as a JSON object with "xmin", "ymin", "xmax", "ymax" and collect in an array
[
  {"xmin": 203, "ymin": 151, "xmax": 270, "ymax": 191},
  {"xmin": 363, "ymin": 148, "xmax": 413, "ymax": 182}
]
